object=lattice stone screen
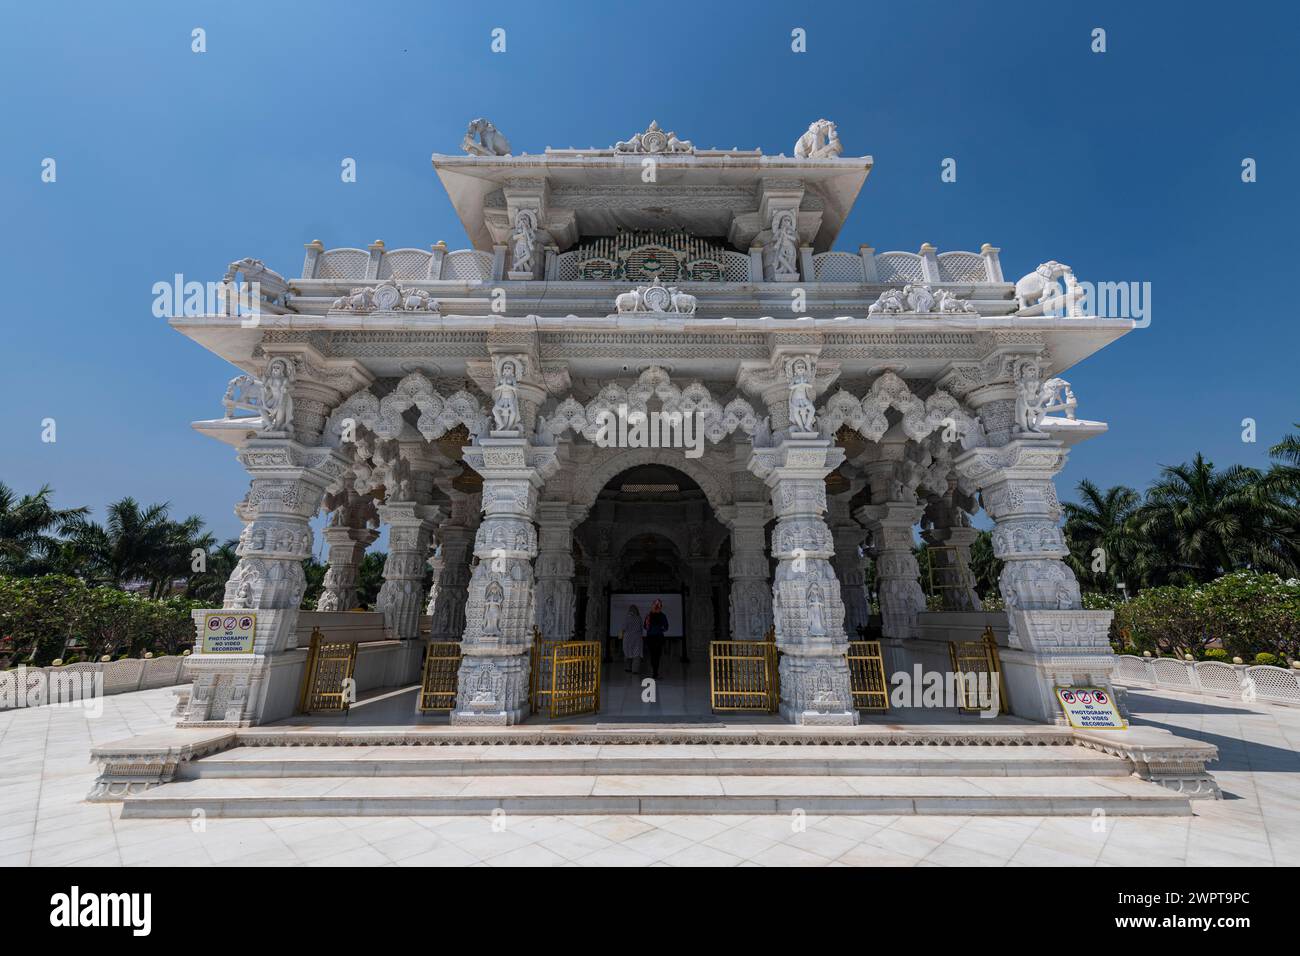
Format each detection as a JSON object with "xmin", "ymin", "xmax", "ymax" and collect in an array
[
  {"xmin": 937, "ymin": 252, "xmax": 987, "ymax": 283},
  {"xmin": 378, "ymin": 248, "xmax": 433, "ymax": 280},
  {"xmin": 0, "ymin": 656, "xmax": 193, "ymax": 711},
  {"xmin": 1245, "ymin": 665, "xmax": 1300, "ymax": 703},
  {"xmin": 1151, "ymin": 657, "xmax": 1195, "ymax": 687},
  {"xmin": 721, "ymin": 251, "xmax": 751, "ymax": 281},
  {"xmin": 441, "ymin": 250, "xmax": 493, "ymax": 281},
  {"xmin": 1195, "ymin": 660, "xmax": 1243, "ymax": 695},
  {"xmin": 315, "ymin": 249, "xmax": 370, "ymax": 280},
  {"xmin": 1114, "ymin": 654, "xmax": 1300, "ymax": 707},
  {"xmin": 813, "ymin": 252, "xmax": 865, "ymax": 282},
  {"xmin": 874, "ymin": 252, "xmax": 925, "ymax": 282}
]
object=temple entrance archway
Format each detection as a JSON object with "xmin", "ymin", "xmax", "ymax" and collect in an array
[{"xmin": 569, "ymin": 463, "xmax": 729, "ymax": 719}]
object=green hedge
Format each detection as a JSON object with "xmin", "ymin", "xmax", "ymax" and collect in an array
[
  {"xmin": 1111, "ymin": 571, "xmax": 1300, "ymax": 662},
  {"xmin": 0, "ymin": 575, "xmax": 199, "ymax": 667}
]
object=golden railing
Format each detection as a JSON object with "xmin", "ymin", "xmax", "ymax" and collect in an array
[
  {"xmin": 297, "ymin": 626, "xmax": 358, "ymax": 714},
  {"xmin": 417, "ymin": 641, "xmax": 462, "ymax": 713},
  {"xmin": 529, "ymin": 628, "xmax": 562, "ymax": 714},
  {"xmin": 709, "ymin": 640, "xmax": 779, "ymax": 713},
  {"xmin": 548, "ymin": 642, "xmax": 602, "ymax": 719},
  {"xmin": 948, "ymin": 625, "xmax": 1008, "ymax": 715},
  {"xmin": 846, "ymin": 640, "xmax": 890, "ymax": 712}
]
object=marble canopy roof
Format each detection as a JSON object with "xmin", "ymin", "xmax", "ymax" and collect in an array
[{"xmin": 433, "ymin": 147, "xmax": 872, "ymax": 255}]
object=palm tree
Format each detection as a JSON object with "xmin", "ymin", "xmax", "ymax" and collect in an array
[
  {"xmin": 67, "ymin": 498, "xmax": 212, "ymax": 594},
  {"xmin": 1135, "ymin": 453, "xmax": 1297, "ymax": 583},
  {"xmin": 0, "ymin": 483, "xmax": 87, "ymax": 575},
  {"xmin": 1063, "ymin": 479, "xmax": 1141, "ymax": 589},
  {"xmin": 185, "ymin": 539, "xmax": 240, "ymax": 604}
]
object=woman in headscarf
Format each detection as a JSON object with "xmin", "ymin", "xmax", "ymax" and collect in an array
[
  {"xmin": 621, "ymin": 603, "xmax": 645, "ymax": 674},
  {"xmin": 643, "ymin": 599, "xmax": 670, "ymax": 680}
]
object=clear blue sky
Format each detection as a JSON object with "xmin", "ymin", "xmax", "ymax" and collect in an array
[{"xmin": 2, "ymin": 0, "xmax": 1297, "ymax": 544}]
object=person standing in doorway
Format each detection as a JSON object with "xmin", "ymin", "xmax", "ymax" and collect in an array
[
  {"xmin": 643, "ymin": 599, "xmax": 670, "ymax": 679},
  {"xmin": 621, "ymin": 604, "xmax": 645, "ymax": 674}
]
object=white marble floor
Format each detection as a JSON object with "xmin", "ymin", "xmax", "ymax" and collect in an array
[{"xmin": 2, "ymin": 684, "xmax": 1298, "ymax": 866}]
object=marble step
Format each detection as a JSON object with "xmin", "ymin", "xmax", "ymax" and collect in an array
[
  {"xmin": 121, "ymin": 773, "xmax": 1191, "ymax": 818},
  {"xmin": 177, "ymin": 743, "xmax": 1131, "ymax": 780}
]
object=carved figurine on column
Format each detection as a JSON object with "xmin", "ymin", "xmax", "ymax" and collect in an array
[
  {"xmin": 510, "ymin": 209, "xmax": 538, "ymax": 277},
  {"xmin": 260, "ymin": 357, "xmax": 295, "ymax": 434},
  {"xmin": 787, "ymin": 356, "xmax": 818, "ymax": 435},
  {"xmin": 492, "ymin": 360, "xmax": 521, "ymax": 433}
]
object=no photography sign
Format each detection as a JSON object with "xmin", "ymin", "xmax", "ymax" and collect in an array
[{"xmin": 201, "ymin": 611, "xmax": 256, "ymax": 654}]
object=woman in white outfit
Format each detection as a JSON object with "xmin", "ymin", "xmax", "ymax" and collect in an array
[{"xmin": 621, "ymin": 604, "xmax": 645, "ymax": 674}]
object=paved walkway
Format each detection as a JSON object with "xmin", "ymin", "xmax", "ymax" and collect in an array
[{"xmin": 1, "ymin": 685, "xmax": 1297, "ymax": 866}]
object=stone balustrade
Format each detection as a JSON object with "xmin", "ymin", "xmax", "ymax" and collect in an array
[
  {"xmin": 0, "ymin": 655, "xmax": 192, "ymax": 710},
  {"xmin": 1115, "ymin": 654, "xmax": 1300, "ymax": 707}
]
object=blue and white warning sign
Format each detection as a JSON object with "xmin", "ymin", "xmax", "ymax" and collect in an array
[
  {"xmin": 1056, "ymin": 686, "xmax": 1126, "ymax": 729},
  {"xmin": 201, "ymin": 611, "xmax": 256, "ymax": 654}
]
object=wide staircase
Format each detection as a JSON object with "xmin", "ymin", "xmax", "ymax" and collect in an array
[{"xmin": 118, "ymin": 727, "xmax": 1192, "ymax": 818}]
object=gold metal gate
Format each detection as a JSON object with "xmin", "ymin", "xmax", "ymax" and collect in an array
[
  {"xmin": 709, "ymin": 641, "xmax": 779, "ymax": 713},
  {"xmin": 948, "ymin": 626, "xmax": 1007, "ymax": 714},
  {"xmin": 528, "ymin": 628, "xmax": 564, "ymax": 714},
  {"xmin": 417, "ymin": 641, "xmax": 462, "ymax": 713},
  {"xmin": 298, "ymin": 627, "xmax": 358, "ymax": 714},
  {"xmin": 548, "ymin": 642, "xmax": 601, "ymax": 719},
  {"xmin": 847, "ymin": 640, "xmax": 890, "ymax": 712}
]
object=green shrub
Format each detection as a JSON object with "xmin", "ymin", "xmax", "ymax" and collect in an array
[
  {"xmin": 1203, "ymin": 648, "xmax": 1230, "ymax": 662},
  {"xmin": 1254, "ymin": 652, "xmax": 1281, "ymax": 666}
]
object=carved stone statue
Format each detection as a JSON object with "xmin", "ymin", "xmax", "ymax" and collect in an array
[
  {"xmin": 807, "ymin": 581, "xmax": 827, "ymax": 636},
  {"xmin": 793, "ymin": 119, "xmax": 843, "ymax": 159},
  {"xmin": 510, "ymin": 209, "xmax": 538, "ymax": 276},
  {"xmin": 492, "ymin": 359, "xmax": 521, "ymax": 432},
  {"xmin": 934, "ymin": 288, "xmax": 978, "ymax": 314},
  {"xmin": 769, "ymin": 210, "xmax": 799, "ymax": 278},
  {"xmin": 260, "ymin": 357, "xmax": 294, "ymax": 433},
  {"xmin": 1013, "ymin": 359, "xmax": 1050, "ymax": 434},
  {"xmin": 461, "ymin": 118, "xmax": 511, "ymax": 156},
  {"xmin": 867, "ymin": 287, "xmax": 907, "ymax": 315},
  {"xmin": 614, "ymin": 120, "xmax": 693, "ymax": 154},
  {"xmin": 614, "ymin": 279, "xmax": 696, "ymax": 315},
  {"xmin": 1015, "ymin": 260, "xmax": 1073, "ymax": 313},
  {"xmin": 788, "ymin": 356, "xmax": 818, "ymax": 434},
  {"xmin": 483, "ymin": 580, "xmax": 504, "ymax": 635}
]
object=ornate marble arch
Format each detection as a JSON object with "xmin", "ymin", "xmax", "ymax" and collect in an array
[
  {"xmin": 567, "ymin": 446, "xmax": 734, "ymax": 515},
  {"xmin": 819, "ymin": 371, "xmax": 983, "ymax": 447},
  {"xmin": 537, "ymin": 365, "xmax": 757, "ymax": 446},
  {"xmin": 322, "ymin": 371, "xmax": 488, "ymax": 446}
]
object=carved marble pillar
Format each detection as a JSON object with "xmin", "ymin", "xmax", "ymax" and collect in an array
[
  {"xmin": 687, "ymin": 558, "xmax": 715, "ymax": 657},
  {"xmin": 452, "ymin": 434, "xmax": 557, "ymax": 725},
  {"xmin": 425, "ymin": 492, "xmax": 479, "ymax": 643},
  {"xmin": 535, "ymin": 502, "xmax": 581, "ymax": 643},
  {"xmin": 853, "ymin": 439, "xmax": 928, "ymax": 643},
  {"xmin": 750, "ymin": 435, "xmax": 857, "ymax": 725},
  {"xmin": 920, "ymin": 482, "xmax": 982, "ymax": 612},
  {"xmin": 584, "ymin": 520, "xmax": 614, "ymax": 646},
  {"xmin": 181, "ymin": 438, "xmax": 349, "ymax": 727},
  {"xmin": 376, "ymin": 501, "xmax": 443, "ymax": 641},
  {"xmin": 317, "ymin": 488, "xmax": 379, "ymax": 611},
  {"xmin": 954, "ymin": 435, "xmax": 1117, "ymax": 723},
  {"xmin": 722, "ymin": 501, "xmax": 773, "ymax": 642},
  {"xmin": 317, "ymin": 525, "xmax": 378, "ymax": 611},
  {"xmin": 828, "ymin": 498, "xmax": 871, "ymax": 638}
]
